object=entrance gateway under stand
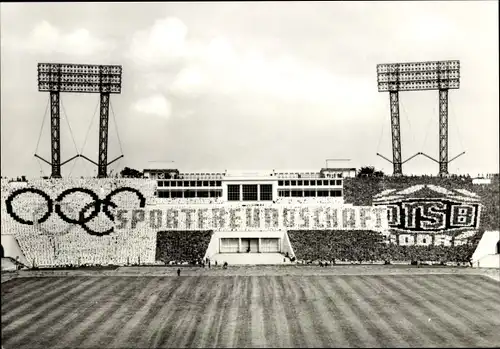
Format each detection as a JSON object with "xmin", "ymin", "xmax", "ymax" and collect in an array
[{"xmin": 219, "ymin": 238, "xmax": 280, "ymax": 253}]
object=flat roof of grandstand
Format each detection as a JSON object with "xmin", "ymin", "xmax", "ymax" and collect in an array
[{"xmin": 144, "ymin": 168, "xmax": 357, "ymax": 173}]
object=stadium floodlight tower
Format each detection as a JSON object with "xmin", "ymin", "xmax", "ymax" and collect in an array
[
  {"xmin": 376, "ymin": 60, "xmax": 461, "ymax": 176},
  {"xmin": 37, "ymin": 63, "xmax": 123, "ymax": 178}
]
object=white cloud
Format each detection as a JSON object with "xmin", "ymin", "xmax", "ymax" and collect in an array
[
  {"xmin": 169, "ymin": 67, "xmax": 204, "ymax": 97},
  {"xmin": 130, "ymin": 16, "xmax": 377, "ymax": 117},
  {"xmin": 169, "ymin": 37, "xmax": 376, "ymax": 107},
  {"xmin": 4, "ymin": 20, "xmax": 110, "ymax": 56},
  {"xmin": 206, "ymin": 37, "xmax": 236, "ymax": 65},
  {"xmin": 133, "ymin": 94, "xmax": 172, "ymax": 119},
  {"xmin": 128, "ymin": 17, "xmax": 190, "ymax": 66},
  {"xmin": 406, "ymin": 14, "xmax": 454, "ymax": 42}
]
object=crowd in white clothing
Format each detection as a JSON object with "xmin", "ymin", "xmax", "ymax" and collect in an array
[
  {"xmin": 1, "ymin": 178, "xmax": 157, "ymax": 267},
  {"xmin": 2, "ymin": 176, "xmax": 353, "ymax": 268}
]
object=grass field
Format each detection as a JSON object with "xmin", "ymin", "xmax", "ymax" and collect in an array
[{"xmin": 2, "ymin": 273, "xmax": 500, "ymax": 348}]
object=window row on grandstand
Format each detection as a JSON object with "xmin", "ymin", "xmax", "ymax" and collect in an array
[
  {"xmin": 156, "ymin": 190, "xmax": 223, "ymax": 198},
  {"xmin": 227, "ymin": 184, "xmax": 273, "ymax": 201},
  {"xmin": 158, "ymin": 180, "xmax": 223, "ymax": 187},
  {"xmin": 178, "ymin": 173, "xmax": 225, "ymax": 180},
  {"xmin": 274, "ymin": 172, "xmax": 329, "ymax": 179},
  {"xmin": 278, "ymin": 189, "xmax": 342, "ymax": 197},
  {"xmin": 278, "ymin": 179, "xmax": 342, "ymax": 186}
]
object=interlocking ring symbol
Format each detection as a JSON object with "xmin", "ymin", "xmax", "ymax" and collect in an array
[
  {"xmin": 34, "ymin": 201, "xmax": 77, "ymax": 237},
  {"xmin": 6, "ymin": 187, "xmax": 146, "ymax": 236}
]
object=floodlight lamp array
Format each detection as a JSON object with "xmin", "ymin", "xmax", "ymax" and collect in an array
[
  {"xmin": 377, "ymin": 60, "xmax": 460, "ymax": 92},
  {"xmin": 37, "ymin": 63, "xmax": 122, "ymax": 94}
]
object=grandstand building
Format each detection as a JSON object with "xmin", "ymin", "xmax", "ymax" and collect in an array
[
  {"xmin": 1, "ymin": 164, "xmax": 498, "ymax": 268},
  {"xmin": 143, "ymin": 167, "xmax": 357, "ymax": 202},
  {"xmin": 143, "ymin": 166, "xmax": 360, "ymax": 263}
]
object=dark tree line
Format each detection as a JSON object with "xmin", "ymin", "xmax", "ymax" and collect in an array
[
  {"xmin": 120, "ymin": 167, "xmax": 143, "ymax": 178},
  {"xmin": 357, "ymin": 166, "xmax": 384, "ymax": 178}
]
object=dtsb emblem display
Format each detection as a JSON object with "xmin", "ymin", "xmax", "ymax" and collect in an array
[{"xmin": 373, "ymin": 184, "xmax": 481, "ymax": 233}]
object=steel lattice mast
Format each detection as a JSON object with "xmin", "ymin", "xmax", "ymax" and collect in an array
[
  {"xmin": 376, "ymin": 60, "xmax": 462, "ymax": 176},
  {"xmin": 389, "ymin": 90, "xmax": 402, "ymax": 175},
  {"xmin": 439, "ymin": 89, "xmax": 449, "ymax": 175},
  {"xmin": 49, "ymin": 91, "xmax": 61, "ymax": 178},
  {"xmin": 36, "ymin": 63, "xmax": 123, "ymax": 178},
  {"xmin": 98, "ymin": 92, "xmax": 111, "ymax": 178}
]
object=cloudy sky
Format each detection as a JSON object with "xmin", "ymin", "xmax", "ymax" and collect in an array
[{"xmin": 1, "ymin": 2, "xmax": 498, "ymax": 178}]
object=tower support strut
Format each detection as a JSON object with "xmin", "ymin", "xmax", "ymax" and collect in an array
[
  {"xmin": 98, "ymin": 92, "xmax": 110, "ymax": 178},
  {"xmin": 389, "ymin": 91, "xmax": 402, "ymax": 176},
  {"xmin": 438, "ymin": 89, "xmax": 449, "ymax": 176},
  {"xmin": 50, "ymin": 91, "xmax": 61, "ymax": 178}
]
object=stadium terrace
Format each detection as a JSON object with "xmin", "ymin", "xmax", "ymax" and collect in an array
[{"xmin": 1, "ymin": 166, "xmax": 498, "ymax": 267}]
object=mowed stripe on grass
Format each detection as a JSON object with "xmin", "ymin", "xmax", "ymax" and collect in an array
[{"xmin": 1, "ymin": 274, "xmax": 499, "ymax": 348}]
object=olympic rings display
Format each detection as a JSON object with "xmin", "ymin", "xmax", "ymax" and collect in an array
[
  {"xmin": 34, "ymin": 202, "xmax": 77, "ymax": 236},
  {"xmin": 5, "ymin": 186, "xmax": 146, "ymax": 236}
]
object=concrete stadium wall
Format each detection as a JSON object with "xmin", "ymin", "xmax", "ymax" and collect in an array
[
  {"xmin": 204, "ymin": 230, "xmax": 287, "ymax": 259},
  {"xmin": 472, "ymin": 230, "xmax": 500, "ymax": 268},
  {"xmin": 0, "ymin": 234, "xmax": 29, "ymax": 265}
]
